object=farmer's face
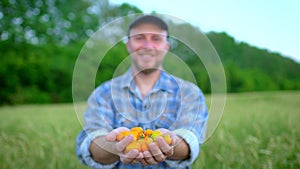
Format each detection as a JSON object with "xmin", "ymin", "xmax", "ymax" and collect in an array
[{"xmin": 126, "ymin": 23, "xmax": 169, "ymax": 72}]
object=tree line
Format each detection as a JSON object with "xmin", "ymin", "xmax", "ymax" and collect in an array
[{"xmin": 1, "ymin": 0, "xmax": 299, "ymax": 105}]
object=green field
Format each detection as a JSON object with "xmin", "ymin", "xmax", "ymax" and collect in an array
[{"xmin": 1, "ymin": 91, "xmax": 299, "ymax": 169}]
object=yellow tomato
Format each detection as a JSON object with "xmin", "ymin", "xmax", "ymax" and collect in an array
[
  {"xmin": 124, "ymin": 141, "xmax": 141, "ymax": 154},
  {"xmin": 151, "ymin": 130, "xmax": 163, "ymax": 141},
  {"xmin": 163, "ymin": 134, "xmax": 172, "ymax": 145}
]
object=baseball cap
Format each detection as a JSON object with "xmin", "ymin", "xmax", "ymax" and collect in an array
[{"xmin": 128, "ymin": 15, "xmax": 169, "ymax": 37}]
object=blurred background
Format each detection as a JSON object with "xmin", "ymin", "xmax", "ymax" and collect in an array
[
  {"xmin": 0, "ymin": 0, "xmax": 299, "ymax": 105},
  {"xmin": 0, "ymin": 0, "xmax": 299, "ymax": 169}
]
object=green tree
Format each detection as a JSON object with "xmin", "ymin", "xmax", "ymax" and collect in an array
[{"xmin": 0, "ymin": 0, "xmax": 143, "ymax": 105}]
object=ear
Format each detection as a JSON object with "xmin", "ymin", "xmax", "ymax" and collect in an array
[
  {"xmin": 164, "ymin": 41, "xmax": 170, "ymax": 51},
  {"xmin": 126, "ymin": 40, "xmax": 131, "ymax": 53}
]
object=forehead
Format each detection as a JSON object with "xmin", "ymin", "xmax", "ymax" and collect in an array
[{"xmin": 129, "ymin": 23, "xmax": 167, "ymax": 36}]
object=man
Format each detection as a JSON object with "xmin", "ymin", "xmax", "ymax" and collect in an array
[{"xmin": 76, "ymin": 15, "xmax": 208, "ymax": 169}]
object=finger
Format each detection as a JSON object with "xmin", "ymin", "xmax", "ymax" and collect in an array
[
  {"xmin": 170, "ymin": 133, "xmax": 179, "ymax": 146},
  {"xmin": 156, "ymin": 128, "xmax": 178, "ymax": 145},
  {"xmin": 143, "ymin": 150, "xmax": 158, "ymax": 165},
  {"xmin": 115, "ymin": 127, "xmax": 130, "ymax": 132},
  {"xmin": 131, "ymin": 152, "xmax": 143, "ymax": 165},
  {"xmin": 157, "ymin": 128, "xmax": 168, "ymax": 134},
  {"xmin": 106, "ymin": 127, "xmax": 129, "ymax": 142},
  {"xmin": 140, "ymin": 159, "xmax": 149, "ymax": 166},
  {"xmin": 135, "ymin": 152, "xmax": 144, "ymax": 162},
  {"xmin": 156, "ymin": 137, "xmax": 173, "ymax": 156},
  {"xmin": 120, "ymin": 149, "xmax": 139, "ymax": 164},
  {"xmin": 115, "ymin": 135, "xmax": 134, "ymax": 152},
  {"xmin": 106, "ymin": 131, "xmax": 117, "ymax": 142},
  {"xmin": 148, "ymin": 142, "xmax": 166, "ymax": 162}
]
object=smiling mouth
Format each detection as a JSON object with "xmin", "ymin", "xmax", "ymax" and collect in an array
[
  {"xmin": 142, "ymin": 54, "xmax": 156, "ymax": 62},
  {"xmin": 141, "ymin": 54, "xmax": 152, "ymax": 58}
]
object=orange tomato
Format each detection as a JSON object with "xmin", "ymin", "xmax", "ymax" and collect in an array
[
  {"xmin": 130, "ymin": 127, "xmax": 143, "ymax": 139},
  {"xmin": 130, "ymin": 127, "xmax": 143, "ymax": 133},
  {"xmin": 127, "ymin": 131, "xmax": 139, "ymax": 140},
  {"xmin": 144, "ymin": 129, "xmax": 153, "ymax": 139},
  {"xmin": 138, "ymin": 139, "xmax": 148, "ymax": 152},
  {"xmin": 116, "ymin": 131, "xmax": 132, "ymax": 141},
  {"xmin": 138, "ymin": 138, "xmax": 153, "ymax": 152},
  {"xmin": 116, "ymin": 127, "xmax": 172, "ymax": 153}
]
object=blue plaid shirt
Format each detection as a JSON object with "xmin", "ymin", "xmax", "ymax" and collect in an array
[{"xmin": 76, "ymin": 69, "xmax": 208, "ymax": 169}]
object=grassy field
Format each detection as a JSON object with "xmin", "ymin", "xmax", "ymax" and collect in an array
[{"xmin": 0, "ymin": 91, "xmax": 299, "ymax": 169}]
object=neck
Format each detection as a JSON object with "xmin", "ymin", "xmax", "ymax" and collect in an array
[{"xmin": 132, "ymin": 67, "xmax": 162, "ymax": 98}]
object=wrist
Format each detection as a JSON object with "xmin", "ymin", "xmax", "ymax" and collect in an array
[
  {"xmin": 168, "ymin": 137, "xmax": 190, "ymax": 160},
  {"xmin": 89, "ymin": 136, "xmax": 120, "ymax": 164}
]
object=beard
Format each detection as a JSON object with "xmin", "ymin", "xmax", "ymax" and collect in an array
[
  {"xmin": 133, "ymin": 56, "xmax": 163, "ymax": 74},
  {"xmin": 139, "ymin": 67, "xmax": 160, "ymax": 74}
]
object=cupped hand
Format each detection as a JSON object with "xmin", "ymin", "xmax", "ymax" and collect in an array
[
  {"xmin": 156, "ymin": 128, "xmax": 179, "ymax": 145},
  {"xmin": 140, "ymin": 128, "xmax": 179, "ymax": 165},
  {"xmin": 105, "ymin": 127, "xmax": 144, "ymax": 164}
]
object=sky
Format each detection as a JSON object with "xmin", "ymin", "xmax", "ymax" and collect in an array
[{"xmin": 110, "ymin": 0, "xmax": 300, "ymax": 63}]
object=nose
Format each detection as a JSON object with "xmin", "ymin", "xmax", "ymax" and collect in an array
[{"xmin": 142, "ymin": 38, "xmax": 154, "ymax": 49}]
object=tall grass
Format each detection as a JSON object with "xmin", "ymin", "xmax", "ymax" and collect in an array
[
  {"xmin": 0, "ymin": 104, "xmax": 89, "ymax": 169},
  {"xmin": 0, "ymin": 91, "xmax": 299, "ymax": 169},
  {"xmin": 194, "ymin": 91, "xmax": 300, "ymax": 169}
]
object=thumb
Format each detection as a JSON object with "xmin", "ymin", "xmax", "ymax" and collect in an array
[
  {"xmin": 106, "ymin": 131, "xmax": 117, "ymax": 142},
  {"xmin": 106, "ymin": 127, "xmax": 130, "ymax": 142}
]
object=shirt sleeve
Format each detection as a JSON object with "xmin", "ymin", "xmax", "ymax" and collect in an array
[
  {"xmin": 76, "ymin": 130, "xmax": 119, "ymax": 169},
  {"xmin": 76, "ymin": 84, "xmax": 119, "ymax": 169},
  {"xmin": 166, "ymin": 80, "xmax": 208, "ymax": 168},
  {"xmin": 177, "ymin": 81, "xmax": 209, "ymax": 143},
  {"xmin": 165, "ymin": 129, "xmax": 201, "ymax": 168}
]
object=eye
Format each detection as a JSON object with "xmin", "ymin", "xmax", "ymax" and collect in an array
[
  {"xmin": 153, "ymin": 37, "xmax": 161, "ymax": 41},
  {"xmin": 132, "ymin": 35, "xmax": 144, "ymax": 41},
  {"xmin": 152, "ymin": 35, "xmax": 166, "ymax": 42}
]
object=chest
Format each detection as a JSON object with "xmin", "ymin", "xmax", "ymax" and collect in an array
[{"xmin": 112, "ymin": 91, "xmax": 180, "ymax": 130}]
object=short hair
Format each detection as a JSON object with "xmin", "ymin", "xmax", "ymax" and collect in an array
[{"xmin": 128, "ymin": 15, "xmax": 169, "ymax": 37}]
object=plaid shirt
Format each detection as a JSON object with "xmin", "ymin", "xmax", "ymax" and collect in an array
[{"xmin": 76, "ymin": 69, "xmax": 208, "ymax": 169}]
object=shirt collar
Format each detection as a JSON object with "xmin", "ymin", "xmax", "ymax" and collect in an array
[
  {"xmin": 119, "ymin": 68, "xmax": 176, "ymax": 93},
  {"xmin": 120, "ymin": 69, "xmax": 134, "ymax": 89}
]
